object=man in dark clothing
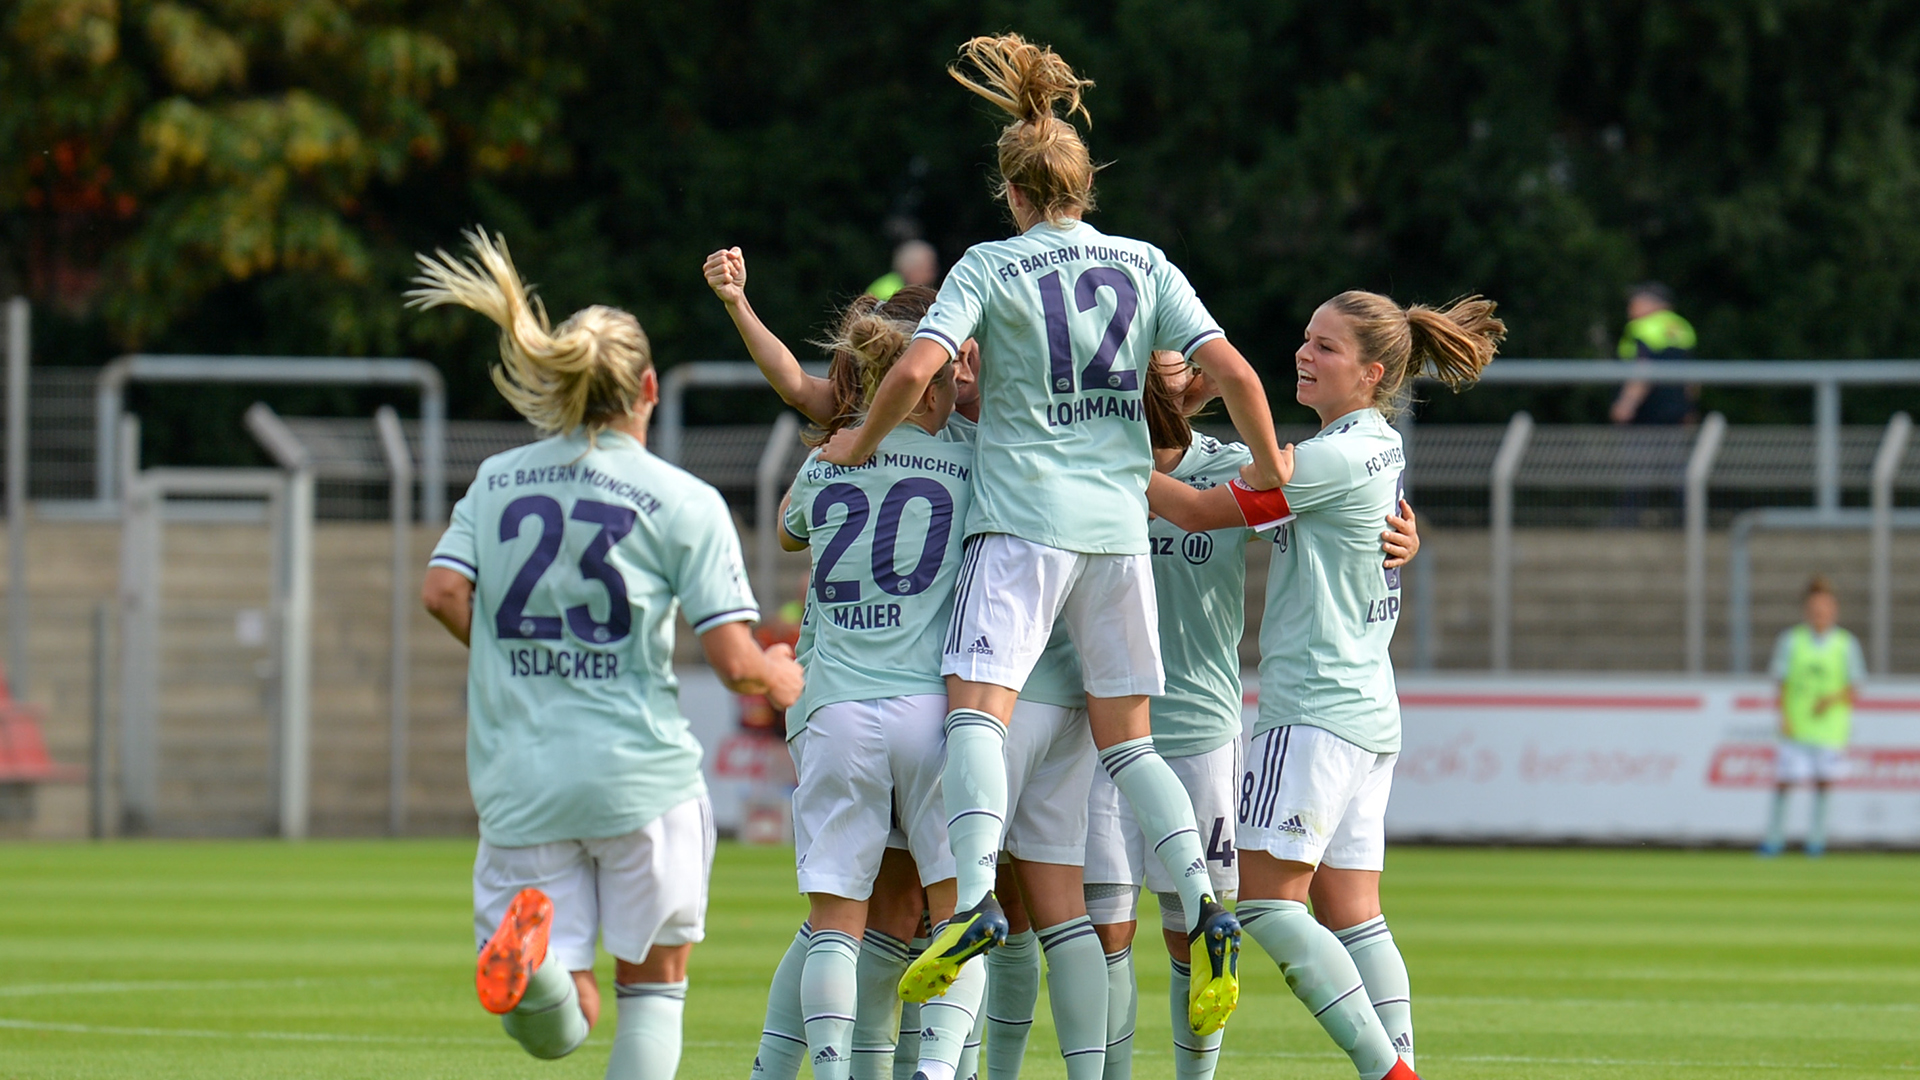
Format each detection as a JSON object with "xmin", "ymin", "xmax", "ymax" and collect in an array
[{"xmin": 1610, "ymin": 282, "xmax": 1698, "ymax": 425}]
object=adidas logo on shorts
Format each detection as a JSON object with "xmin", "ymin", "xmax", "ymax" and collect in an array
[
  {"xmin": 967, "ymin": 634, "xmax": 993, "ymax": 655},
  {"xmin": 1277, "ymin": 814, "xmax": 1309, "ymax": 836}
]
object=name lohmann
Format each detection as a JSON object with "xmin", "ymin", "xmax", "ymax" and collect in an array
[
  {"xmin": 507, "ymin": 646, "xmax": 621, "ymax": 678},
  {"xmin": 1047, "ymin": 395, "xmax": 1143, "ymax": 427}
]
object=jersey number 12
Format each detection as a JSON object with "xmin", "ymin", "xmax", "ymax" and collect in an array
[{"xmin": 1038, "ymin": 268, "xmax": 1139, "ymax": 395}]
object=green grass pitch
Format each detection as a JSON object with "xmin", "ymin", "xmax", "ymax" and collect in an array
[{"xmin": 0, "ymin": 841, "xmax": 1914, "ymax": 1079}]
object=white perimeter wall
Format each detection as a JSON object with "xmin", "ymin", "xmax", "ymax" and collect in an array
[{"xmin": 677, "ymin": 669, "xmax": 1920, "ymax": 846}]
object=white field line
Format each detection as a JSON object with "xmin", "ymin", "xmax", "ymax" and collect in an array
[
  {"xmin": 0, "ymin": 1017, "xmax": 740, "ymax": 1050},
  {"xmin": 1422, "ymin": 994, "xmax": 1920, "ymax": 1013},
  {"xmin": 0, "ymin": 978, "xmax": 336, "ymax": 997}
]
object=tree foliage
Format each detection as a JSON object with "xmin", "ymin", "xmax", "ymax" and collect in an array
[{"xmin": 7, "ymin": 0, "xmax": 1920, "ymax": 435}]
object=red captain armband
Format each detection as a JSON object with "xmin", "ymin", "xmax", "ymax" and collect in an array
[{"xmin": 1228, "ymin": 478, "xmax": 1293, "ymax": 532}]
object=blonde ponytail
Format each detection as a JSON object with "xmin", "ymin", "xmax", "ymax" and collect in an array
[
  {"xmin": 805, "ymin": 286, "xmax": 938, "ymax": 447},
  {"xmin": 405, "ymin": 228, "xmax": 653, "ymax": 439},
  {"xmin": 949, "ymin": 34, "xmax": 1099, "ymax": 223},
  {"xmin": 1324, "ymin": 290, "xmax": 1506, "ymax": 418}
]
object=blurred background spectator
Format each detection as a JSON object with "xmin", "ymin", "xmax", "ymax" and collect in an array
[
  {"xmin": 1761, "ymin": 576, "xmax": 1866, "ymax": 857},
  {"xmin": 866, "ymin": 239, "xmax": 938, "ymax": 302},
  {"xmin": 1611, "ymin": 282, "xmax": 1699, "ymax": 426}
]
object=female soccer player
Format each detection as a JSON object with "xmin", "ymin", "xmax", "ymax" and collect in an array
[
  {"xmin": 820, "ymin": 34, "xmax": 1289, "ymax": 1036},
  {"xmin": 710, "ymin": 249, "xmax": 1112, "ymax": 1080},
  {"xmin": 1148, "ymin": 291, "xmax": 1503, "ymax": 1080},
  {"xmin": 1074, "ymin": 352, "xmax": 1422, "ymax": 1080},
  {"xmin": 410, "ymin": 229, "xmax": 804, "ymax": 1080}
]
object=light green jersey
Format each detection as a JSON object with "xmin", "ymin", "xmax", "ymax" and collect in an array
[
  {"xmin": 431, "ymin": 429, "xmax": 757, "ymax": 848},
  {"xmin": 1151, "ymin": 434, "xmax": 1256, "ymax": 759},
  {"xmin": 916, "ymin": 219, "xmax": 1224, "ymax": 555},
  {"xmin": 784, "ymin": 426, "xmax": 973, "ymax": 736},
  {"xmin": 1770, "ymin": 624, "xmax": 1866, "ymax": 747},
  {"xmin": 933, "ymin": 408, "xmax": 1085, "ymax": 708},
  {"xmin": 1256, "ymin": 409, "xmax": 1405, "ymax": 753}
]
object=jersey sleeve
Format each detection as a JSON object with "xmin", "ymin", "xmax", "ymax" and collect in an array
[
  {"xmin": 668, "ymin": 486, "xmax": 760, "ymax": 635},
  {"xmin": 1768, "ymin": 630, "xmax": 1794, "ymax": 681},
  {"xmin": 427, "ymin": 488, "xmax": 481, "ymax": 581},
  {"xmin": 1279, "ymin": 438, "xmax": 1357, "ymax": 515},
  {"xmin": 1149, "ymin": 257, "xmax": 1224, "ymax": 359},
  {"xmin": 914, "ymin": 248, "xmax": 990, "ymax": 359},
  {"xmin": 782, "ymin": 461, "xmax": 817, "ymax": 544}
]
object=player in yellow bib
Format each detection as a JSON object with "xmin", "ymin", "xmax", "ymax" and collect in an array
[{"xmin": 1761, "ymin": 575, "xmax": 1865, "ymax": 857}]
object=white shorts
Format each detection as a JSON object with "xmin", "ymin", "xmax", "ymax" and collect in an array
[
  {"xmin": 1003, "ymin": 699, "xmax": 1095, "ymax": 866},
  {"xmin": 1238, "ymin": 725, "xmax": 1396, "ymax": 871},
  {"xmin": 791, "ymin": 695, "xmax": 954, "ymax": 896},
  {"xmin": 1776, "ymin": 740, "xmax": 1847, "ymax": 784},
  {"xmin": 942, "ymin": 533, "xmax": 1164, "ymax": 698},
  {"xmin": 473, "ymin": 795, "xmax": 715, "ymax": 971},
  {"xmin": 1085, "ymin": 740, "xmax": 1242, "ymax": 912}
]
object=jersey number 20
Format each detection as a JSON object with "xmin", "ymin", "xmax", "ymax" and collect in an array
[
  {"xmin": 812, "ymin": 478, "xmax": 953, "ymax": 603},
  {"xmin": 496, "ymin": 495, "xmax": 635, "ymax": 644}
]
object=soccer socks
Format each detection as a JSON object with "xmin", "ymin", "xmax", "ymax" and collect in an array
[
  {"xmin": 1168, "ymin": 959, "xmax": 1222, "ymax": 1080},
  {"xmin": 945, "ymin": 710, "xmax": 1010, "ymax": 909},
  {"xmin": 853, "ymin": 929, "xmax": 911, "ymax": 1080},
  {"xmin": 1336, "ymin": 917, "xmax": 1413, "ymax": 1069},
  {"xmin": 956, "ymin": 1005, "xmax": 986, "ymax": 1080},
  {"xmin": 803, "ymin": 929, "xmax": 862, "ymax": 1080},
  {"xmin": 1038, "ymin": 917, "xmax": 1109, "ymax": 1080},
  {"xmin": 916, "ymin": 957, "xmax": 987, "ymax": 1080},
  {"xmin": 1102, "ymin": 947, "xmax": 1137, "ymax": 1080},
  {"xmin": 1238, "ymin": 900, "xmax": 1399, "ymax": 1080},
  {"xmin": 985, "ymin": 928, "xmax": 1040, "ymax": 1080},
  {"xmin": 1097, "ymin": 739, "xmax": 1211, "ymax": 931},
  {"xmin": 1763, "ymin": 789, "xmax": 1789, "ymax": 853},
  {"xmin": 607, "ymin": 981, "xmax": 686, "ymax": 1080},
  {"xmin": 894, "ymin": 936, "xmax": 928, "ymax": 1080},
  {"xmin": 500, "ymin": 951, "xmax": 590, "ymax": 1059},
  {"xmin": 1809, "ymin": 789, "xmax": 1831, "ymax": 854},
  {"xmin": 751, "ymin": 924, "xmax": 812, "ymax": 1080}
]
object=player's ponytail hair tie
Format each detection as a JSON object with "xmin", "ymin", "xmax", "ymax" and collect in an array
[
  {"xmin": 406, "ymin": 228, "xmax": 653, "ymax": 445},
  {"xmin": 1324, "ymin": 290, "xmax": 1506, "ymax": 418},
  {"xmin": 805, "ymin": 285, "xmax": 938, "ymax": 447},
  {"xmin": 950, "ymin": 34, "xmax": 1100, "ymax": 224}
]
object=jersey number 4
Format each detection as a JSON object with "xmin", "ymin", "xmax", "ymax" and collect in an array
[
  {"xmin": 812, "ymin": 478, "xmax": 953, "ymax": 603},
  {"xmin": 1038, "ymin": 267, "xmax": 1139, "ymax": 395},
  {"xmin": 496, "ymin": 495, "xmax": 635, "ymax": 644}
]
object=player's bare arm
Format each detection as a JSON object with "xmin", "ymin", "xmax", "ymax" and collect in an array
[
  {"xmin": 1189, "ymin": 337, "xmax": 1287, "ymax": 489},
  {"xmin": 422, "ymin": 566, "xmax": 473, "ymax": 646},
  {"xmin": 704, "ymin": 246, "xmax": 837, "ymax": 423},
  {"xmin": 819, "ymin": 336, "xmax": 948, "ymax": 466},
  {"xmin": 701, "ymin": 620, "xmax": 804, "ymax": 711}
]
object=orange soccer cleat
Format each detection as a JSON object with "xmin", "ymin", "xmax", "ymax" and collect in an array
[
  {"xmin": 476, "ymin": 888, "xmax": 554, "ymax": 1014},
  {"xmin": 1382, "ymin": 1059, "xmax": 1420, "ymax": 1080}
]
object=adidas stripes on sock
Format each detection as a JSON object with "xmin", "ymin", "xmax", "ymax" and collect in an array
[
  {"xmin": 607, "ymin": 980, "xmax": 687, "ymax": 1080},
  {"xmin": 1102, "ymin": 947, "xmax": 1136, "ymax": 1080},
  {"xmin": 1765, "ymin": 789, "xmax": 1789, "ymax": 851},
  {"xmin": 916, "ymin": 956, "xmax": 987, "ymax": 1080},
  {"xmin": 945, "ymin": 709, "xmax": 1010, "ymax": 910},
  {"xmin": 894, "ymin": 936, "xmax": 928, "ymax": 1080},
  {"xmin": 1809, "ymin": 789, "xmax": 1831, "ymax": 852},
  {"xmin": 1038, "ymin": 917, "xmax": 1109, "ymax": 1080},
  {"xmin": 803, "ymin": 929, "xmax": 862, "ymax": 1080},
  {"xmin": 985, "ymin": 928, "xmax": 1040, "ymax": 1080},
  {"xmin": 1168, "ymin": 959, "xmax": 1222, "ymax": 1080},
  {"xmin": 1097, "ymin": 738, "xmax": 1212, "ymax": 932},
  {"xmin": 852, "ymin": 929, "xmax": 911, "ymax": 1080},
  {"xmin": 501, "ymin": 951, "xmax": 590, "ymax": 1060},
  {"xmin": 751, "ymin": 924, "xmax": 812, "ymax": 1080},
  {"xmin": 1335, "ymin": 916, "xmax": 1413, "ymax": 1070},
  {"xmin": 1238, "ymin": 900, "xmax": 1399, "ymax": 1080}
]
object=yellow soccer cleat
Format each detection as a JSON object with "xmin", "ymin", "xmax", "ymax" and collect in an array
[
  {"xmin": 898, "ymin": 892, "xmax": 1008, "ymax": 1003},
  {"xmin": 1186, "ymin": 896, "xmax": 1241, "ymax": 1035}
]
